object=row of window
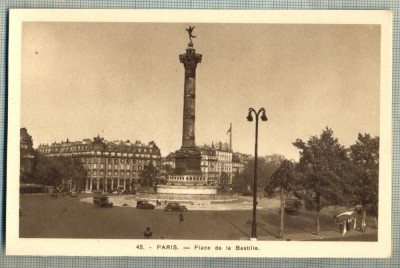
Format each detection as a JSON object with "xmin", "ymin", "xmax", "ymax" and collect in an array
[
  {"xmin": 216, "ymin": 153, "xmax": 232, "ymax": 161},
  {"xmin": 85, "ymin": 163, "xmax": 160, "ymax": 171},
  {"xmin": 201, "ymin": 162, "xmax": 216, "ymax": 168},
  {"xmin": 82, "ymin": 156, "xmax": 160, "ymax": 164},
  {"xmin": 40, "ymin": 145, "xmax": 158, "ymax": 154},
  {"xmin": 88, "ymin": 170, "xmax": 136, "ymax": 177},
  {"xmin": 170, "ymin": 176, "xmax": 206, "ymax": 181},
  {"xmin": 84, "ymin": 158, "xmax": 159, "ymax": 165}
]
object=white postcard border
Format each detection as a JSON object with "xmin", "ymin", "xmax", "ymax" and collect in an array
[{"xmin": 6, "ymin": 9, "xmax": 392, "ymax": 258}]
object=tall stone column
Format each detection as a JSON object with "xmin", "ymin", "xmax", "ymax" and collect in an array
[
  {"xmin": 179, "ymin": 46, "xmax": 202, "ymax": 148},
  {"xmin": 174, "ymin": 43, "xmax": 203, "ymax": 177}
]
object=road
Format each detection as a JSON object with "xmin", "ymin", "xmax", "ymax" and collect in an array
[
  {"xmin": 19, "ymin": 194, "xmax": 377, "ymax": 241},
  {"xmin": 312, "ymin": 233, "xmax": 378, "ymax": 241}
]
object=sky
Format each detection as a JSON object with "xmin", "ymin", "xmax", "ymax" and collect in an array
[{"xmin": 21, "ymin": 22, "xmax": 381, "ymax": 160}]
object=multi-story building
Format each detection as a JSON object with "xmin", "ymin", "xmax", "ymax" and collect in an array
[
  {"xmin": 198, "ymin": 145, "xmax": 218, "ymax": 185},
  {"xmin": 163, "ymin": 142, "xmax": 247, "ymax": 187},
  {"xmin": 232, "ymin": 153, "xmax": 245, "ymax": 175},
  {"xmin": 20, "ymin": 128, "xmax": 35, "ymax": 182},
  {"xmin": 37, "ymin": 136, "xmax": 162, "ymax": 192},
  {"xmin": 263, "ymin": 154, "xmax": 285, "ymax": 165},
  {"xmin": 215, "ymin": 148, "xmax": 233, "ymax": 183},
  {"xmin": 162, "ymin": 153, "xmax": 176, "ymax": 169},
  {"xmin": 162, "ymin": 142, "xmax": 247, "ymax": 185},
  {"xmin": 213, "ymin": 141, "xmax": 230, "ymax": 151}
]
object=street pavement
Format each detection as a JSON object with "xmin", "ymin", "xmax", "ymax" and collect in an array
[
  {"xmin": 80, "ymin": 194, "xmax": 281, "ymax": 211},
  {"xmin": 19, "ymin": 193, "xmax": 377, "ymax": 241}
]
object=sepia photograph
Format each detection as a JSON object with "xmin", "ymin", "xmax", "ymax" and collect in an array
[{"xmin": 7, "ymin": 9, "xmax": 392, "ymax": 257}]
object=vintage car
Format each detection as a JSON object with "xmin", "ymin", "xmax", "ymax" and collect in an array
[
  {"xmin": 136, "ymin": 201, "xmax": 155, "ymax": 210},
  {"xmin": 284, "ymin": 197, "xmax": 302, "ymax": 214},
  {"xmin": 164, "ymin": 202, "xmax": 188, "ymax": 212},
  {"xmin": 93, "ymin": 195, "xmax": 113, "ymax": 207},
  {"xmin": 70, "ymin": 191, "xmax": 78, "ymax": 197}
]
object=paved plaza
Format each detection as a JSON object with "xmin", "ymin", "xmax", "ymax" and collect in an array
[{"xmin": 19, "ymin": 194, "xmax": 377, "ymax": 241}]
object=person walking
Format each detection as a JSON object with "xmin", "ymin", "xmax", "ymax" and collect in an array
[
  {"xmin": 143, "ymin": 227, "xmax": 153, "ymax": 239},
  {"xmin": 179, "ymin": 213, "xmax": 184, "ymax": 224}
]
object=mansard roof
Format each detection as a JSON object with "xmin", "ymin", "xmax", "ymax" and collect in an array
[{"xmin": 37, "ymin": 136, "xmax": 161, "ymax": 155}]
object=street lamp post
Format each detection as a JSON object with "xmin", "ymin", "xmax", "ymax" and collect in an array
[{"xmin": 247, "ymin": 107, "xmax": 268, "ymax": 240}]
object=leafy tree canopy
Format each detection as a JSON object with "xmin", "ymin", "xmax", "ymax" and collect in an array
[
  {"xmin": 33, "ymin": 154, "xmax": 86, "ymax": 187},
  {"xmin": 140, "ymin": 162, "xmax": 159, "ymax": 187},
  {"xmin": 349, "ymin": 133, "xmax": 379, "ymax": 209},
  {"xmin": 219, "ymin": 172, "xmax": 230, "ymax": 192},
  {"xmin": 293, "ymin": 127, "xmax": 351, "ymax": 210},
  {"xmin": 232, "ymin": 157, "xmax": 281, "ymax": 195},
  {"xmin": 265, "ymin": 159, "xmax": 297, "ymax": 198}
]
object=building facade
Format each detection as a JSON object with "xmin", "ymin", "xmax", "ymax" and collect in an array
[
  {"xmin": 162, "ymin": 153, "xmax": 176, "ymax": 169},
  {"xmin": 20, "ymin": 128, "xmax": 35, "ymax": 182},
  {"xmin": 37, "ymin": 136, "xmax": 162, "ymax": 192},
  {"xmin": 163, "ymin": 143, "xmax": 246, "ymax": 187},
  {"xmin": 263, "ymin": 154, "xmax": 285, "ymax": 165},
  {"xmin": 198, "ymin": 145, "xmax": 218, "ymax": 185},
  {"xmin": 232, "ymin": 153, "xmax": 246, "ymax": 174},
  {"xmin": 215, "ymin": 147, "xmax": 233, "ymax": 183}
]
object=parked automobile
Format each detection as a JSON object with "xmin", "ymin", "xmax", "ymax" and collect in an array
[
  {"xmin": 70, "ymin": 191, "xmax": 77, "ymax": 197},
  {"xmin": 164, "ymin": 202, "xmax": 188, "ymax": 212},
  {"xmin": 284, "ymin": 197, "xmax": 302, "ymax": 214},
  {"xmin": 93, "ymin": 195, "xmax": 113, "ymax": 207},
  {"xmin": 136, "ymin": 201, "xmax": 155, "ymax": 210}
]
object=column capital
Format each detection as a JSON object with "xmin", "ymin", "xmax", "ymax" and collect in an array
[{"xmin": 179, "ymin": 48, "xmax": 202, "ymax": 69}]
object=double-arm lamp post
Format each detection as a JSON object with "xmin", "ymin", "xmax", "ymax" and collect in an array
[{"xmin": 247, "ymin": 107, "xmax": 268, "ymax": 240}]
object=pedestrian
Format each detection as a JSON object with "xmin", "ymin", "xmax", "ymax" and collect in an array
[
  {"xmin": 340, "ymin": 221, "xmax": 347, "ymax": 236},
  {"xmin": 179, "ymin": 213, "xmax": 184, "ymax": 223},
  {"xmin": 143, "ymin": 227, "xmax": 153, "ymax": 239}
]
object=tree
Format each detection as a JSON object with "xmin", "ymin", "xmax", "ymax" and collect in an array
[
  {"xmin": 20, "ymin": 154, "xmax": 34, "ymax": 184},
  {"xmin": 349, "ymin": 133, "xmax": 379, "ymax": 229},
  {"xmin": 219, "ymin": 172, "xmax": 230, "ymax": 192},
  {"xmin": 293, "ymin": 127, "xmax": 350, "ymax": 236},
  {"xmin": 34, "ymin": 154, "xmax": 61, "ymax": 186},
  {"xmin": 33, "ymin": 155, "xmax": 86, "ymax": 190},
  {"xmin": 231, "ymin": 171, "xmax": 243, "ymax": 193},
  {"xmin": 265, "ymin": 160, "xmax": 297, "ymax": 239},
  {"xmin": 140, "ymin": 162, "xmax": 159, "ymax": 187},
  {"xmin": 160, "ymin": 164, "xmax": 174, "ymax": 184},
  {"xmin": 231, "ymin": 158, "xmax": 280, "ymax": 196},
  {"xmin": 62, "ymin": 157, "xmax": 87, "ymax": 191}
]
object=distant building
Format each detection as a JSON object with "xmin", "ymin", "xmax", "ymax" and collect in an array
[
  {"xmin": 162, "ymin": 153, "xmax": 176, "ymax": 169},
  {"xmin": 213, "ymin": 141, "xmax": 230, "ymax": 151},
  {"xmin": 232, "ymin": 152, "xmax": 248, "ymax": 174},
  {"xmin": 263, "ymin": 154, "xmax": 285, "ymax": 165},
  {"xmin": 162, "ymin": 142, "xmax": 248, "ymax": 187},
  {"xmin": 20, "ymin": 128, "xmax": 35, "ymax": 182},
  {"xmin": 215, "ymin": 147, "xmax": 233, "ymax": 183},
  {"xmin": 37, "ymin": 136, "xmax": 162, "ymax": 192},
  {"xmin": 198, "ymin": 145, "xmax": 218, "ymax": 185}
]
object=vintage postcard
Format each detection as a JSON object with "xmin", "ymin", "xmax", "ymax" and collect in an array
[{"xmin": 7, "ymin": 9, "xmax": 392, "ymax": 257}]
